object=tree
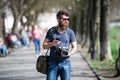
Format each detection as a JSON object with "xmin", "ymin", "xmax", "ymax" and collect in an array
[
  {"xmin": 8, "ymin": 0, "xmax": 43, "ymax": 33},
  {"xmin": 0, "ymin": 0, "xmax": 6, "ymax": 38},
  {"xmin": 0, "ymin": 1, "xmax": 4, "ymax": 37},
  {"xmin": 89, "ymin": 0, "xmax": 100, "ymax": 59},
  {"xmin": 8, "ymin": 0, "xmax": 28, "ymax": 34},
  {"xmin": 100, "ymin": 0, "xmax": 113, "ymax": 61}
]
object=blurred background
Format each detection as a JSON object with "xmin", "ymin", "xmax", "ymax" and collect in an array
[{"xmin": 0, "ymin": 0, "xmax": 120, "ymax": 78}]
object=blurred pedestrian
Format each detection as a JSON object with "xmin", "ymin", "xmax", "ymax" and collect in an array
[
  {"xmin": 0, "ymin": 36, "xmax": 9, "ymax": 57},
  {"xmin": 11, "ymin": 34, "xmax": 21, "ymax": 48},
  {"xmin": 6, "ymin": 33, "xmax": 15, "ymax": 49},
  {"xmin": 20, "ymin": 25, "xmax": 29, "ymax": 48},
  {"xmin": 32, "ymin": 25, "xmax": 42, "ymax": 57},
  {"xmin": 27, "ymin": 26, "xmax": 32, "ymax": 46}
]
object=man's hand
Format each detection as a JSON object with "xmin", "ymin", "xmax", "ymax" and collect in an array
[
  {"xmin": 51, "ymin": 40, "xmax": 61, "ymax": 46},
  {"xmin": 43, "ymin": 39, "xmax": 61, "ymax": 49}
]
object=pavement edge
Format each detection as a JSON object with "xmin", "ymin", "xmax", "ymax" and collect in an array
[{"xmin": 78, "ymin": 50, "xmax": 106, "ymax": 80}]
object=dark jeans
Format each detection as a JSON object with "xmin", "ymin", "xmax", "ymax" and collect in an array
[{"xmin": 47, "ymin": 60, "xmax": 71, "ymax": 80}]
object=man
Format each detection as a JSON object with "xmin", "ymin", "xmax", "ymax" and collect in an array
[{"xmin": 43, "ymin": 10, "xmax": 77, "ymax": 80}]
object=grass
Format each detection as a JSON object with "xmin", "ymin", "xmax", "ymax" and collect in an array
[
  {"xmin": 84, "ymin": 26, "xmax": 120, "ymax": 78},
  {"xmin": 110, "ymin": 26, "xmax": 120, "ymax": 59}
]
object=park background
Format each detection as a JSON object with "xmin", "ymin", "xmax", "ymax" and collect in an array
[{"xmin": 0, "ymin": 0, "xmax": 120, "ymax": 79}]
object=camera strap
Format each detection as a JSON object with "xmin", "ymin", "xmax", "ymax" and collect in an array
[{"xmin": 65, "ymin": 31, "xmax": 69, "ymax": 47}]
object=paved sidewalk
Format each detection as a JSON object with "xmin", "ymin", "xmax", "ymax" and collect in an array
[{"xmin": 0, "ymin": 44, "xmax": 97, "ymax": 80}]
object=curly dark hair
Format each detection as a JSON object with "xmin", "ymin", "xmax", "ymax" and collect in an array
[{"xmin": 56, "ymin": 10, "xmax": 69, "ymax": 19}]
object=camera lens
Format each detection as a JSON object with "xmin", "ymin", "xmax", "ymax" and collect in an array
[{"xmin": 62, "ymin": 51, "xmax": 68, "ymax": 55}]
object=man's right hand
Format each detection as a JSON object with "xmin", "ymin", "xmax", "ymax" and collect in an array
[{"xmin": 51, "ymin": 40, "xmax": 61, "ymax": 46}]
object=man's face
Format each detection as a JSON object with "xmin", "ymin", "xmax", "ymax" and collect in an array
[{"xmin": 58, "ymin": 15, "xmax": 69, "ymax": 30}]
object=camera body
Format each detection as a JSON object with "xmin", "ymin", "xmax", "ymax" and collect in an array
[
  {"xmin": 61, "ymin": 48, "xmax": 68, "ymax": 55},
  {"xmin": 57, "ymin": 47, "xmax": 68, "ymax": 55},
  {"xmin": 55, "ymin": 38, "xmax": 68, "ymax": 55}
]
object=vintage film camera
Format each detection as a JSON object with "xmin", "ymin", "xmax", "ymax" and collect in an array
[
  {"xmin": 56, "ymin": 46, "xmax": 69, "ymax": 55},
  {"xmin": 60, "ymin": 47, "xmax": 69, "ymax": 55},
  {"xmin": 55, "ymin": 38, "xmax": 69, "ymax": 55}
]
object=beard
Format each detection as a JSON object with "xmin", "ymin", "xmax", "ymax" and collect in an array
[{"xmin": 59, "ymin": 23, "xmax": 69, "ymax": 30}]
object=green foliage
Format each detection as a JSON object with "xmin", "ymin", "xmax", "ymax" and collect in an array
[
  {"xmin": 85, "ymin": 26, "xmax": 120, "ymax": 73},
  {"xmin": 85, "ymin": 52, "xmax": 115, "ymax": 70},
  {"xmin": 110, "ymin": 26, "xmax": 120, "ymax": 59}
]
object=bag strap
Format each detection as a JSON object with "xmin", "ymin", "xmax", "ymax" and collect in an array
[
  {"xmin": 45, "ymin": 49, "xmax": 49, "ymax": 56},
  {"xmin": 49, "ymin": 26, "xmax": 57, "ymax": 42},
  {"xmin": 45, "ymin": 26, "xmax": 56, "ymax": 56}
]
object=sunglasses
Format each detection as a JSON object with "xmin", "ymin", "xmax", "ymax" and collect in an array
[
  {"xmin": 62, "ymin": 18, "xmax": 70, "ymax": 21},
  {"xmin": 60, "ymin": 18, "xmax": 70, "ymax": 21}
]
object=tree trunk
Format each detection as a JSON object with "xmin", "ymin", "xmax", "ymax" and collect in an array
[
  {"xmin": 82, "ymin": 0, "xmax": 91, "ymax": 49},
  {"xmin": 0, "ymin": 11, "xmax": 3, "ymax": 37},
  {"xmin": 9, "ymin": 0, "xmax": 24, "ymax": 34},
  {"xmin": 0, "ymin": 8, "xmax": 6, "ymax": 40},
  {"xmin": 12, "ymin": 16, "xmax": 20, "ymax": 34},
  {"xmin": 100, "ymin": 0, "xmax": 113, "ymax": 61},
  {"xmin": 75, "ymin": 13, "xmax": 81, "ymax": 44},
  {"xmin": 88, "ymin": 0, "xmax": 97, "ymax": 59},
  {"xmin": 94, "ymin": 0, "xmax": 100, "ymax": 56},
  {"xmin": 80, "ymin": 11, "xmax": 86, "ymax": 44}
]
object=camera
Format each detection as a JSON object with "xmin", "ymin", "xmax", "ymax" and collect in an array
[
  {"xmin": 61, "ymin": 47, "xmax": 68, "ymax": 55},
  {"xmin": 54, "ymin": 38, "xmax": 68, "ymax": 55},
  {"xmin": 56, "ymin": 47, "xmax": 68, "ymax": 55}
]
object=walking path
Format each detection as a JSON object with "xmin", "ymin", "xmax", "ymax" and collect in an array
[{"xmin": 0, "ymin": 43, "xmax": 98, "ymax": 80}]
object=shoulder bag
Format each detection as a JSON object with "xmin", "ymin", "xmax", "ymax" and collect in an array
[{"xmin": 36, "ymin": 49, "xmax": 49, "ymax": 74}]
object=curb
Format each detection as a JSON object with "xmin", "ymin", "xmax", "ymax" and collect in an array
[{"xmin": 78, "ymin": 50, "xmax": 106, "ymax": 80}]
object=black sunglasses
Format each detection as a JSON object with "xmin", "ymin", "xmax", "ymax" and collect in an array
[
  {"xmin": 62, "ymin": 18, "xmax": 70, "ymax": 21},
  {"xmin": 59, "ymin": 17, "xmax": 70, "ymax": 21}
]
